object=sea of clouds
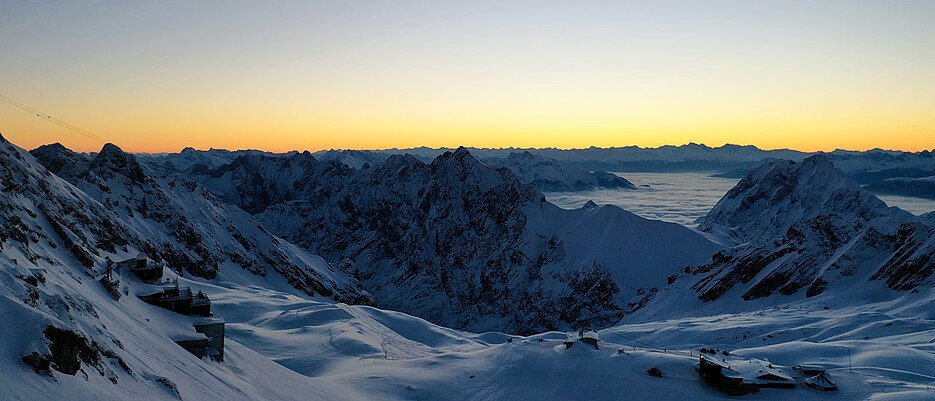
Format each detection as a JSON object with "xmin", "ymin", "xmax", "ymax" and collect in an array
[{"xmin": 546, "ymin": 172, "xmax": 935, "ymax": 227}]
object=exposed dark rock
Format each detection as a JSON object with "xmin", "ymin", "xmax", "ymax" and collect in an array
[
  {"xmin": 21, "ymin": 351, "xmax": 51, "ymax": 374},
  {"xmin": 43, "ymin": 326, "xmax": 100, "ymax": 375}
]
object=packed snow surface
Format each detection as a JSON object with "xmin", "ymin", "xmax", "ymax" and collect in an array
[{"xmin": 181, "ymin": 277, "xmax": 935, "ymax": 400}]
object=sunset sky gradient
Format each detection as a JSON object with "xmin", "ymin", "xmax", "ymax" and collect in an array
[{"xmin": 1, "ymin": 1, "xmax": 933, "ymax": 153}]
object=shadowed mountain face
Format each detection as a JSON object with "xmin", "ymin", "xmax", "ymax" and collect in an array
[
  {"xmin": 697, "ymin": 155, "xmax": 903, "ymax": 244},
  {"xmin": 667, "ymin": 156, "xmax": 934, "ymax": 306},
  {"xmin": 29, "ymin": 142, "xmax": 369, "ymax": 303},
  {"xmin": 194, "ymin": 147, "xmax": 721, "ymax": 334}
]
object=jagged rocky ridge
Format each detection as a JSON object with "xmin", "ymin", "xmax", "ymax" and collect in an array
[
  {"xmin": 667, "ymin": 156, "xmax": 934, "ymax": 305},
  {"xmin": 141, "ymin": 148, "xmax": 637, "ymax": 193},
  {"xmin": 29, "ymin": 142, "xmax": 369, "ymax": 303},
  {"xmin": 193, "ymin": 147, "xmax": 721, "ymax": 334}
]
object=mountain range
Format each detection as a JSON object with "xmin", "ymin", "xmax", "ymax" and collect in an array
[
  {"xmin": 630, "ymin": 155, "xmax": 935, "ymax": 322},
  {"xmin": 188, "ymin": 147, "xmax": 718, "ymax": 333},
  {"xmin": 3, "ymin": 134, "xmax": 934, "ymax": 400}
]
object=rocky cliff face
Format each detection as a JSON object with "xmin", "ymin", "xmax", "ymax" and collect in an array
[
  {"xmin": 195, "ymin": 147, "xmax": 720, "ymax": 334},
  {"xmin": 29, "ymin": 142, "xmax": 368, "ymax": 303},
  {"xmin": 1, "ymin": 137, "xmax": 130, "ymax": 271}
]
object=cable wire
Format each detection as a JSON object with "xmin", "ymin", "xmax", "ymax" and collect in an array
[{"xmin": 0, "ymin": 93, "xmax": 109, "ymax": 144}]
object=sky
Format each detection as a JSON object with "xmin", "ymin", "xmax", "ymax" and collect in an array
[{"xmin": 1, "ymin": 0, "xmax": 933, "ymax": 153}]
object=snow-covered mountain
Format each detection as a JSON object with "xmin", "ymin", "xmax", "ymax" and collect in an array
[
  {"xmin": 5, "ymin": 134, "xmax": 935, "ymax": 400},
  {"xmin": 1, "ymin": 133, "xmax": 368, "ymax": 400},
  {"xmin": 29, "ymin": 142, "xmax": 369, "ymax": 303},
  {"xmin": 193, "ymin": 147, "xmax": 721, "ymax": 334},
  {"xmin": 144, "ymin": 144, "xmax": 935, "ymax": 200},
  {"xmin": 711, "ymin": 149, "xmax": 935, "ymax": 199},
  {"xmin": 482, "ymin": 151, "xmax": 635, "ymax": 192},
  {"xmin": 697, "ymin": 155, "xmax": 908, "ymax": 244},
  {"xmin": 635, "ymin": 156, "xmax": 935, "ymax": 321}
]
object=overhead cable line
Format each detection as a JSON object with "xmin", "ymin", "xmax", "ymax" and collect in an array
[{"xmin": 0, "ymin": 93, "xmax": 109, "ymax": 144}]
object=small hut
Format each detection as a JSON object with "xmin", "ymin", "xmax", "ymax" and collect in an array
[
  {"xmin": 578, "ymin": 327, "xmax": 599, "ymax": 350},
  {"xmin": 752, "ymin": 371, "xmax": 795, "ymax": 388},
  {"xmin": 805, "ymin": 372, "xmax": 837, "ymax": 392},
  {"xmin": 696, "ymin": 355, "xmax": 759, "ymax": 396},
  {"xmin": 140, "ymin": 285, "xmax": 212, "ymax": 316},
  {"xmin": 115, "ymin": 253, "xmax": 164, "ymax": 283},
  {"xmin": 194, "ymin": 319, "xmax": 225, "ymax": 362},
  {"xmin": 796, "ymin": 364, "xmax": 826, "ymax": 376},
  {"xmin": 173, "ymin": 319, "xmax": 225, "ymax": 362}
]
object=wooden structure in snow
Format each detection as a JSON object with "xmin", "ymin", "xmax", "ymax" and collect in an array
[
  {"xmin": 175, "ymin": 337, "xmax": 212, "ymax": 359},
  {"xmin": 114, "ymin": 253, "xmax": 164, "ymax": 283},
  {"xmin": 804, "ymin": 372, "xmax": 837, "ymax": 391},
  {"xmin": 565, "ymin": 327, "xmax": 600, "ymax": 350},
  {"xmin": 795, "ymin": 364, "xmax": 826, "ymax": 376},
  {"xmin": 751, "ymin": 370, "xmax": 795, "ymax": 389},
  {"xmin": 140, "ymin": 285, "xmax": 212, "ymax": 316},
  {"xmin": 194, "ymin": 320, "xmax": 226, "ymax": 362},
  {"xmin": 697, "ymin": 354, "xmax": 799, "ymax": 394},
  {"xmin": 175, "ymin": 319, "xmax": 226, "ymax": 362},
  {"xmin": 696, "ymin": 354, "xmax": 759, "ymax": 396},
  {"xmin": 578, "ymin": 327, "xmax": 599, "ymax": 349}
]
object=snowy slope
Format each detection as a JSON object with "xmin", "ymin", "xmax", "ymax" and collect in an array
[
  {"xmin": 8, "ymin": 258, "xmax": 932, "ymax": 400},
  {"xmin": 205, "ymin": 272, "xmax": 935, "ymax": 401},
  {"xmin": 192, "ymin": 147, "xmax": 721, "ymax": 334}
]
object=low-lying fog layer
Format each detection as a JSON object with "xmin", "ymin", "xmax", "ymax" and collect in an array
[
  {"xmin": 873, "ymin": 194, "xmax": 935, "ymax": 216},
  {"xmin": 545, "ymin": 173, "xmax": 740, "ymax": 227},
  {"xmin": 546, "ymin": 172, "xmax": 935, "ymax": 227}
]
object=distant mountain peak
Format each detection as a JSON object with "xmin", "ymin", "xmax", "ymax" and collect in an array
[
  {"xmin": 443, "ymin": 146, "xmax": 481, "ymax": 163},
  {"xmin": 34, "ymin": 142, "xmax": 69, "ymax": 152},
  {"xmin": 432, "ymin": 147, "xmax": 487, "ymax": 169},
  {"xmin": 382, "ymin": 153, "xmax": 424, "ymax": 170},
  {"xmin": 90, "ymin": 143, "xmax": 147, "ymax": 183},
  {"xmin": 698, "ymin": 154, "xmax": 903, "ymax": 243}
]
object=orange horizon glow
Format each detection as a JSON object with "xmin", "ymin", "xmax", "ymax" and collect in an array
[
  {"xmin": 4, "ymin": 126, "xmax": 933, "ymax": 155},
  {"xmin": 2, "ymin": 2, "xmax": 933, "ymax": 155},
  {"xmin": 2, "ymin": 100, "xmax": 932, "ymax": 154}
]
